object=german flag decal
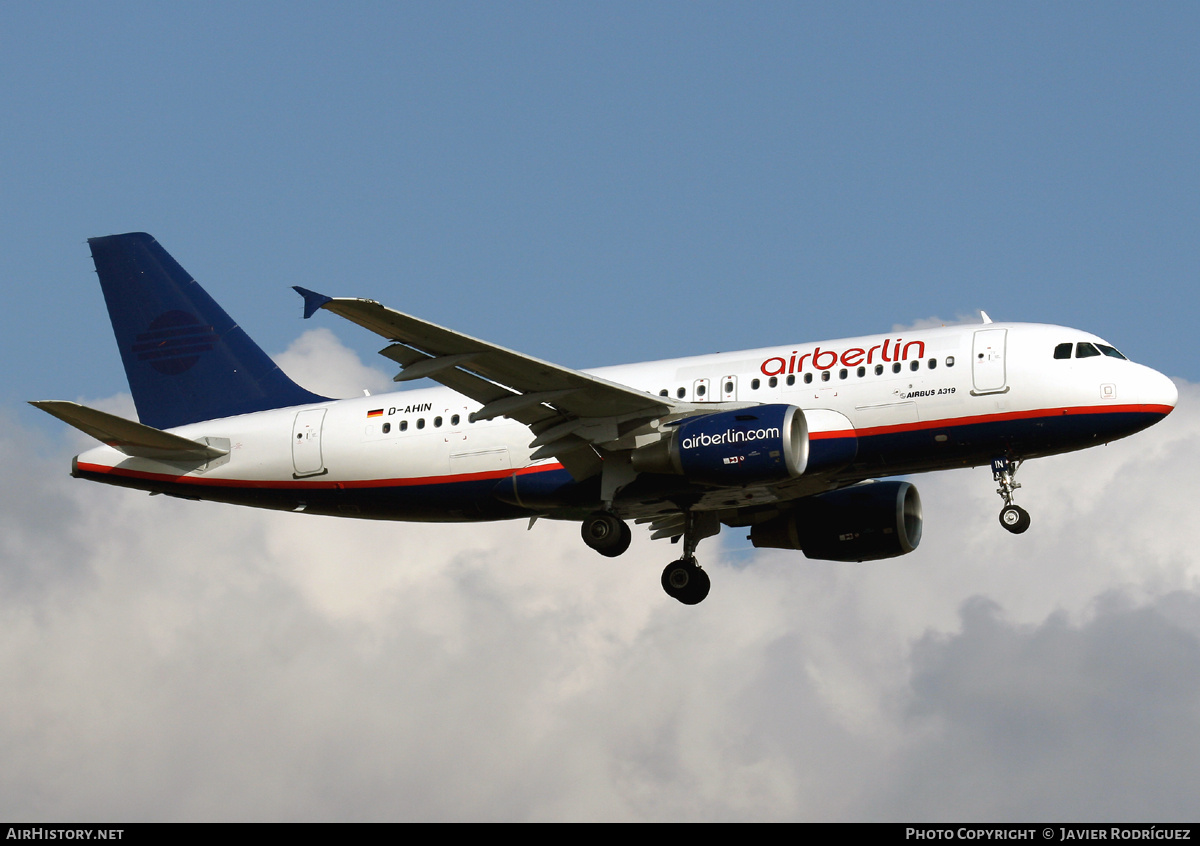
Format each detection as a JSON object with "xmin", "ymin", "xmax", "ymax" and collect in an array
[{"xmin": 366, "ymin": 408, "xmax": 384, "ymax": 418}]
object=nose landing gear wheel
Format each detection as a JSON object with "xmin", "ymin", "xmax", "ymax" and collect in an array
[
  {"xmin": 991, "ymin": 456, "xmax": 1031, "ymax": 535},
  {"xmin": 999, "ymin": 504, "xmax": 1031, "ymax": 534},
  {"xmin": 661, "ymin": 558, "xmax": 711, "ymax": 605}
]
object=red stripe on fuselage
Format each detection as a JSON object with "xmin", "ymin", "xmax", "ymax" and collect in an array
[
  {"xmin": 74, "ymin": 459, "xmax": 566, "ymax": 490},
  {"xmin": 851, "ymin": 402, "xmax": 1172, "ymax": 438}
]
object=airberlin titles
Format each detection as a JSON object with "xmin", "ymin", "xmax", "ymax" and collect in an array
[
  {"xmin": 680, "ymin": 425, "xmax": 782, "ymax": 451},
  {"xmin": 760, "ymin": 337, "xmax": 927, "ymax": 376}
]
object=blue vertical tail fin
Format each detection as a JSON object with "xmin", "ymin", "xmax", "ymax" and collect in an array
[{"xmin": 88, "ymin": 232, "xmax": 328, "ymax": 429}]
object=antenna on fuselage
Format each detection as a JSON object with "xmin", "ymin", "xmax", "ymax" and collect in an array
[{"xmin": 980, "ymin": 310, "xmax": 993, "ymax": 324}]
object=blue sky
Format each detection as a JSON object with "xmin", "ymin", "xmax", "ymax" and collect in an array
[
  {"xmin": 4, "ymin": 2, "xmax": 1197, "ymax": 415},
  {"xmin": 4, "ymin": 3, "xmax": 1200, "ymax": 822}
]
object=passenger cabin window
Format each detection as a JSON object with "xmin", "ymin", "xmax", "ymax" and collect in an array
[
  {"xmin": 928, "ymin": 358, "xmax": 937, "ymax": 370},
  {"xmin": 892, "ymin": 362, "xmax": 902, "ymax": 374},
  {"xmin": 946, "ymin": 356, "xmax": 955, "ymax": 367},
  {"xmin": 856, "ymin": 366, "xmax": 865, "ymax": 377},
  {"xmin": 751, "ymin": 379, "xmax": 760, "ymax": 390},
  {"xmin": 659, "ymin": 389, "xmax": 668, "ymax": 397},
  {"xmin": 768, "ymin": 376, "xmax": 778, "ymax": 388},
  {"xmin": 400, "ymin": 420, "xmax": 408, "ymax": 432},
  {"xmin": 875, "ymin": 364, "xmax": 884, "ymax": 376},
  {"xmin": 417, "ymin": 419, "xmax": 425, "ymax": 429},
  {"xmin": 382, "ymin": 422, "xmax": 391, "ymax": 434},
  {"xmin": 804, "ymin": 373, "xmax": 813, "ymax": 384},
  {"xmin": 786, "ymin": 374, "xmax": 795, "ymax": 386},
  {"xmin": 676, "ymin": 387, "xmax": 686, "ymax": 399},
  {"xmin": 1054, "ymin": 343, "xmax": 1073, "ymax": 359},
  {"xmin": 1076, "ymin": 342, "xmax": 1101, "ymax": 358}
]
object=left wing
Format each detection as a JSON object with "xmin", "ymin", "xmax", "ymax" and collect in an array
[{"xmin": 294, "ymin": 287, "xmax": 702, "ymax": 481}]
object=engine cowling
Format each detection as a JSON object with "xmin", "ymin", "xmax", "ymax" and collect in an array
[
  {"xmin": 749, "ymin": 480, "xmax": 922, "ymax": 561},
  {"xmin": 631, "ymin": 404, "xmax": 807, "ymax": 485}
]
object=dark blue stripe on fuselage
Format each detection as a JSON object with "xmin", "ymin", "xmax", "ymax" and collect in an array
[
  {"xmin": 74, "ymin": 408, "xmax": 1169, "ymax": 521},
  {"xmin": 845, "ymin": 408, "xmax": 1167, "ymax": 477}
]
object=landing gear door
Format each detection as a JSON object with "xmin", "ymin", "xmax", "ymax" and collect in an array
[
  {"xmin": 972, "ymin": 329, "xmax": 1008, "ymax": 394},
  {"xmin": 292, "ymin": 408, "xmax": 327, "ymax": 477}
]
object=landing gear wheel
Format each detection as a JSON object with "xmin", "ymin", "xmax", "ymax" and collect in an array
[
  {"xmin": 992, "ymin": 456, "xmax": 1031, "ymax": 535},
  {"xmin": 660, "ymin": 558, "xmax": 711, "ymax": 605},
  {"xmin": 999, "ymin": 504, "xmax": 1031, "ymax": 534},
  {"xmin": 581, "ymin": 512, "xmax": 632, "ymax": 557}
]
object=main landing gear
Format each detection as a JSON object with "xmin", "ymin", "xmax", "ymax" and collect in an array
[
  {"xmin": 580, "ymin": 509, "xmax": 717, "ymax": 605},
  {"xmin": 660, "ymin": 511, "xmax": 718, "ymax": 605},
  {"xmin": 661, "ymin": 558, "xmax": 710, "ymax": 606},
  {"xmin": 992, "ymin": 456, "xmax": 1031, "ymax": 534},
  {"xmin": 581, "ymin": 511, "xmax": 632, "ymax": 558}
]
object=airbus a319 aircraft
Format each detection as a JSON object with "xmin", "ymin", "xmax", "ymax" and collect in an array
[{"xmin": 34, "ymin": 233, "xmax": 1177, "ymax": 604}]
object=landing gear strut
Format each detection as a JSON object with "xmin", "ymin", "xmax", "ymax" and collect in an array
[
  {"xmin": 581, "ymin": 511, "xmax": 632, "ymax": 557},
  {"xmin": 992, "ymin": 456, "xmax": 1031, "ymax": 534},
  {"xmin": 659, "ymin": 511, "xmax": 719, "ymax": 605}
]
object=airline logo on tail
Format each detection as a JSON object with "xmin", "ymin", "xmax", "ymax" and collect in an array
[{"xmin": 132, "ymin": 311, "xmax": 217, "ymax": 375}]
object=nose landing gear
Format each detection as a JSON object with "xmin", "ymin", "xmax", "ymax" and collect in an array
[{"xmin": 992, "ymin": 456, "xmax": 1031, "ymax": 534}]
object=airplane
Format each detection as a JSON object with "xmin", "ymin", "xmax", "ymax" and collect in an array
[{"xmin": 32, "ymin": 233, "xmax": 1178, "ymax": 605}]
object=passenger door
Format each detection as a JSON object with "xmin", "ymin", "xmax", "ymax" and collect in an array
[{"xmin": 971, "ymin": 329, "xmax": 1008, "ymax": 394}]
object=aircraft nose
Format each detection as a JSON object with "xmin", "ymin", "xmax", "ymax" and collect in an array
[{"xmin": 1142, "ymin": 366, "xmax": 1177, "ymax": 415}]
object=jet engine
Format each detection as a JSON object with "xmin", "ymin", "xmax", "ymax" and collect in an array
[
  {"xmin": 631, "ymin": 404, "xmax": 858, "ymax": 486},
  {"xmin": 631, "ymin": 404, "xmax": 807, "ymax": 485},
  {"xmin": 749, "ymin": 480, "xmax": 922, "ymax": 561}
]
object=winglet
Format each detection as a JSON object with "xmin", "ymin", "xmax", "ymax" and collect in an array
[{"xmin": 293, "ymin": 286, "xmax": 333, "ymax": 320}]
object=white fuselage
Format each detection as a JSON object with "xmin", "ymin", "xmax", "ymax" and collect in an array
[{"xmin": 72, "ymin": 321, "xmax": 1178, "ymax": 521}]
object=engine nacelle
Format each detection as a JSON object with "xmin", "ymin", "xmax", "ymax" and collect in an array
[
  {"xmin": 631, "ymin": 404, "xmax": 807, "ymax": 486},
  {"xmin": 749, "ymin": 480, "xmax": 922, "ymax": 561}
]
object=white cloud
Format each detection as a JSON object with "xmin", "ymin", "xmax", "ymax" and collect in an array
[
  {"xmin": 273, "ymin": 327, "xmax": 395, "ymax": 399},
  {"xmin": 891, "ymin": 314, "xmax": 987, "ymax": 332},
  {"xmin": 7, "ymin": 330, "xmax": 1200, "ymax": 820},
  {"xmin": 869, "ymin": 592, "xmax": 1200, "ymax": 820}
]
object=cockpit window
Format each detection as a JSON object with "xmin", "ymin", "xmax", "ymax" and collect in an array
[
  {"xmin": 1076, "ymin": 342, "xmax": 1101, "ymax": 358},
  {"xmin": 1054, "ymin": 343, "xmax": 1073, "ymax": 359},
  {"xmin": 1096, "ymin": 344, "xmax": 1127, "ymax": 360}
]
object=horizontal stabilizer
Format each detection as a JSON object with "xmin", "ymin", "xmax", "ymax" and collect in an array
[{"xmin": 30, "ymin": 401, "xmax": 228, "ymax": 460}]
